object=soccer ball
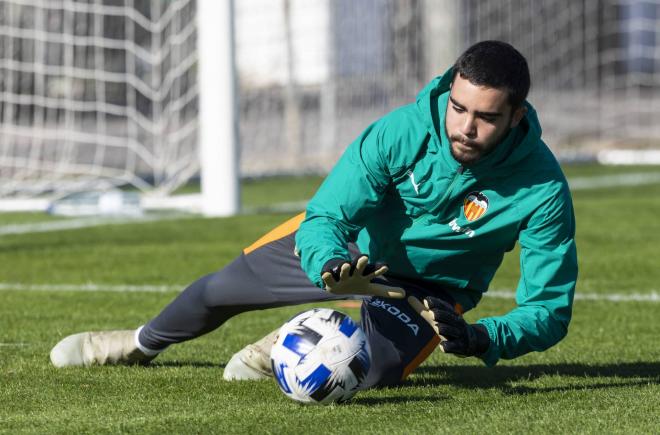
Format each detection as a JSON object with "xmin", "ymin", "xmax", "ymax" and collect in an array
[{"xmin": 270, "ymin": 308, "xmax": 371, "ymax": 405}]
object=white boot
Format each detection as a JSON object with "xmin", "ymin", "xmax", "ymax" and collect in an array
[
  {"xmin": 50, "ymin": 329, "xmax": 156, "ymax": 367},
  {"xmin": 223, "ymin": 328, "xmax": 279, "ymax": 381}
]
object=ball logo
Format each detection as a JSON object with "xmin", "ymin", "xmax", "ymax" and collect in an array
[{"xmin": 463, "ymin": 191, "xmax": 489, "ymax": 222}]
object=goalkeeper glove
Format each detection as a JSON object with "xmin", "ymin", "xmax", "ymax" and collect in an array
[
  {"xmin": 321, "ymin": 255, "xmax": 405, "ymax": 299},
  {"xmin": 408, "ymin": 295, "xmax": 490, "ymax": 357}
]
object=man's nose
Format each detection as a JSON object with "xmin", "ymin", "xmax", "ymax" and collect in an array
[{"xmin": 460, "ymin": 115, "xmax": 477, "ymax": 138}]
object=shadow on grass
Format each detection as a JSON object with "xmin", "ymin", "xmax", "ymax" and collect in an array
[
  {"xmin": 351, "ymin": 394, "xmax": 449, "ymax": 405},
  {"xmin": 407, "ymin": 362, "xmax": 660, "ymax": 395},
  {"xmin": 144, "ymin": 360, "xmax": 658, "ymax": 400}
]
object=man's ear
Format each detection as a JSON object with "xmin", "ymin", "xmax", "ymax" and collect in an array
[{"xmin": 510, "ymin": 105, "xmax": 527, "ymax": 128}]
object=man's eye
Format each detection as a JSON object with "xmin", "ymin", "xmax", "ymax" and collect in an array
[
  {"xmin": 452, "ymin": 105, "xmax": 465, "ymax": 113},
  {"xmin": 482, "ymin": 117, "xmax": 496, "ymax": 123}
]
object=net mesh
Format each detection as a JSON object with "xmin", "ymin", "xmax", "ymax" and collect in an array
[
  {"xmin": 1, "ymin": 0, "xmax": 659, "ymax": 200},
  {"xmin": 0, "ymin": 0, "xmax": 198, "ymax": 197},
  {"xmin": 460, "ymin": 0, "xmax": 660, "ymax": 159}
]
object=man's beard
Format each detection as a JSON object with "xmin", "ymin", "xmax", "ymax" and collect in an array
[
  {"xmin": 448, "ymin": 127, "xmax": 512, "ymax": 166},
  {"xmin": 449, "ymin": 134, "xmax": 483, "ymax": 166}
]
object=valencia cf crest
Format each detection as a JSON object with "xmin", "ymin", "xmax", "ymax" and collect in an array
[{"xmin": 463, "ymin": 192, "xmax": 489, "ymax": 222}]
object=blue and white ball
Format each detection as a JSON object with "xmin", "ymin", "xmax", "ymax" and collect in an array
[{"xmin": 270, "ymin": 308, "xmax": 371, "ymax": 405}]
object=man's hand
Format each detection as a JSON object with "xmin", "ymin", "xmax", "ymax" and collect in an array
[
  {"xmin": 408, "ymin": 296, "xmax": 490, "ymax": 356},
  {"xmin": 321, "ymin": 255, "xmax": 405, "ymax": 299}
]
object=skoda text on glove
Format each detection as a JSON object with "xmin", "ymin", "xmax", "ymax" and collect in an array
[{"xmin": 369, "ymin": 299, "xmax": 420, "ymax": 336}]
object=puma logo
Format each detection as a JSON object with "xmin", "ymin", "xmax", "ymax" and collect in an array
[{"xmin": 407, "ymin": 170, "xmax": 420, "ymax": 194}]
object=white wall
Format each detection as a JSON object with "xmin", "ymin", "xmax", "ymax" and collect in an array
[{"xmin": 235, "ymin": 0, "xmax": 331, "ymax": 87}]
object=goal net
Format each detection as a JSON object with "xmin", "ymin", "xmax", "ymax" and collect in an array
[
  {"xmin": 459, "ymin": 0, "xmax": 660, "ymax": 161},
  {"xmin": 0, "ymin": 0, "xmax": 198, "ymax": 201},
  {"xmin": 1, "ymin": 0, "xmax": 659, "ymax": 212}
]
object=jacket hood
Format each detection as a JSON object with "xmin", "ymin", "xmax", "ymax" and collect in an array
[{"xmin": 415, "ymin": 67, "xmax": 542, "ymax": 172}]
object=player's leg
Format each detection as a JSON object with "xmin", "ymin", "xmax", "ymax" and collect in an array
[
  {"xmin": 358, "ymin": 281, "xmax": 463, "ymax": 388},
  {"xmin": 138, "ymin": 214, "xmax": 350, "ymax": 351},
  {"xmin": 50, "ymin": 213, "xmax": 343, "ymax": 368}
]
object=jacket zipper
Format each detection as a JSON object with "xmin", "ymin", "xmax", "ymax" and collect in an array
[
  {"xmin": 437, "ymin": 164, "xmax": 464, "ymax": 206},
  {"xmin": 415, "ymin": 164, "xmax": 464, "ymax": 220}
]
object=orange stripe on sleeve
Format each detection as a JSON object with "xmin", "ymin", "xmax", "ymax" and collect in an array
[
  {"xmin": 401, "ymin": 335, "xmax": 440, "ymax": 380},
  {"xmin": 243, "ymin": 212, "xmax": 306, "ymax": 255},
  {"xmin": 401, "ymin": 303, "xmax": 463, "ymax": 380}
]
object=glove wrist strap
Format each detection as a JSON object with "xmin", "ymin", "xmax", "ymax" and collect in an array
[{"xmin": 470, "ymin": 323, "xmax": 491, "ymax": 356}]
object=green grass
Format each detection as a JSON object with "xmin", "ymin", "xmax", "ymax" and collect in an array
[
  {"xmin": 0, "ymin": 212, "xmax": 68, "ymax": 226},
  {"xmin": 2, "ymin": 162, "xmax": 657, "ymax": 225},
  {"xmin": 561, "ymin": 163, "xmax": 660, "ymax": 178},
  {"xmin": 1, "ymin": 164, "xmax": 660, "ymax": 434}
]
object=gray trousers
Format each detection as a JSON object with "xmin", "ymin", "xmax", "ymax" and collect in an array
[{"xmin": 139, "ymin": 217, "xmax": 458, "ymax": 387}]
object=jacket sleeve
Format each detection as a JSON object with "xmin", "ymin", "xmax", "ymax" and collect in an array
[
  {"xmin": 477, "ymin": 180, "xmax": 578, "ymax": 367},
  {"xmin": 295, "ymin": 120, "xmax": 392, "ymax": 288}
]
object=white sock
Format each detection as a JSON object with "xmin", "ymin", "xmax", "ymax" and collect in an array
[{"xmin": 134, "ymin": 326, "xmax": 163, "ymax": 357}]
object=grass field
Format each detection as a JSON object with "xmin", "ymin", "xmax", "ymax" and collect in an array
[{"xmin": 1, "ymin": 164, "xmax": 659, "ymax": 434}]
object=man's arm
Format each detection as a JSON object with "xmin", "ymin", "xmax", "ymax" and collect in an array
[
  {"xmin": 295, "ymin": 120, "xmax": 392, "ymax": 288},
  {"xmin": 476, "ymin": 180, "xmax": 578, "ymax": 367}
]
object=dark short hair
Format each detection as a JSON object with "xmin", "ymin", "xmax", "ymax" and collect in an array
[{"xmin": 452, "ymin": 40, "xmax": 530, "ymax": 108}]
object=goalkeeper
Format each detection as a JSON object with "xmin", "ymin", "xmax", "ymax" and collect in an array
[{"xmin": 50, "ymin": 41, "xmax": 578, "ymax": 387}]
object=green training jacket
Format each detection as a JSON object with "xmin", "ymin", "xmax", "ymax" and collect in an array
[{"xmin": 295, "ymin": 68, "xmax": 578, "ymax": 367}]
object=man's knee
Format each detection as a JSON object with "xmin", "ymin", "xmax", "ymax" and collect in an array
[
  {"xmin": 196, "ymin": 255, "xmax": 277, "ymax": 309},
  {"xmin": 359, "ymin": 294, "xmax": 440, "ymax": 389}
]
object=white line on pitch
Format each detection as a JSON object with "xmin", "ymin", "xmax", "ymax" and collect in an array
[
  {"xmin": 0, "ymin": 343, "xmax": 30, "ymax": 347},
  {"xmin": 486, "ymin": 290, "xmax": 660, "ymax": 302},
  {"xmin": 0, "ymin": 213, "xmax": 192, "ymax": 236},
  {"xmin": 568, "ymin": 172, "xmax": 660, "ymax": 190},
  {"xmin": 0, "ymin": 283, "xmax": 182, "ymax": 293},
  {"xmin": 0, "ymin": 282, "xmax": 658, "ymax": 303}
]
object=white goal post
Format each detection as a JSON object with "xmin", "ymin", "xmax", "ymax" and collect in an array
[{"xmin": 197, "ymin": 0, "xmax": 239, "ymax": 217}]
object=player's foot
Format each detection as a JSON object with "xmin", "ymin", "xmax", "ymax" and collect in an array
[
  {"xmin": 50, "ymin": 329, "xmax": 155, "ymax": 367},
  {"xmin": 223, "ymin": 328, "xmax": 279, "ymax": 380}
]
